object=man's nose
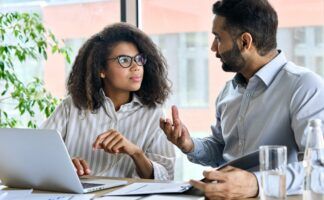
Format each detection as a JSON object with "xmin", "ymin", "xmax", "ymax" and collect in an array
[
  {"xmin": 211, "ymin": 41, "xmax": 220, "ymax": 58},
  {"xmin": 211, "ymin": 39, "xmax": 218, "ymax": 52}
]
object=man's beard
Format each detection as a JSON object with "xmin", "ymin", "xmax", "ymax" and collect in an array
[{"xmin": 220, "ymin": 42, "xmax": 246, "ymax": 73}]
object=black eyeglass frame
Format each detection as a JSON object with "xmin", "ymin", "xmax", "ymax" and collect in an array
[{"xmin": 107, "ymin": 53, "xmax": 147, "ymax": 68}]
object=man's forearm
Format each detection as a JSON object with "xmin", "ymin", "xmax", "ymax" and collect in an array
[{"xmin": 186, "ymin": 137, "xmax": 225, "ymax": 167}]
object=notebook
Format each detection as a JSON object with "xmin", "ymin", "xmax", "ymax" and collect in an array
[{"xmin": 0, "ymin": 128, "xmax": 127, "ymax": 194}]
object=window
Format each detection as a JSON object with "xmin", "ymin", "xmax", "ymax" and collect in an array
[
  {"xmin": 151, "ymin": 32, "xmax": 209, "ymax": 108},
  {"xmin": 315, "ymin": 27, "xmax": 324, "ymax": 45},
  {"xmin": 142, "ymin": 0, "xmax": 215, "ymax": 181},
  {"xmin": 316, "ymin": 57, "xmax": 324, "ymax": 76},
  {"xmin": 278, "ymin": 26, "xmax": 324, "ymax": 75},
  {"xmin": 64, "ymin": 38, "xmax": 87, "ymax": 79}
]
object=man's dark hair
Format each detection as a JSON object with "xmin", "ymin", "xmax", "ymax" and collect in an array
[
  {"xmin": 67, "ymin": 23, "xmax": 171, "ymax": 111},
  {"xmin": 213, "ymin": 0, "xmax": 278, "ymax": 55}
]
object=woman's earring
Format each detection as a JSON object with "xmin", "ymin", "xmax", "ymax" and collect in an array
[{"xmin": 100, "ymin": 73, "xmax": 105, "ymax": 78}]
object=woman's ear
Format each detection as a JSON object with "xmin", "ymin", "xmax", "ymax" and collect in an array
[{"xmin": 100, "ymin": 73, "xmax": 105, "ymax": 78}]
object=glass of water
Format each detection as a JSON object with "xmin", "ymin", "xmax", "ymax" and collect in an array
[{"xmin": 260, "ymin": 145, "xmax": 287, "ymax": 200}]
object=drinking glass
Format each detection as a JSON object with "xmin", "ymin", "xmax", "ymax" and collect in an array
[{"xmin": 260, "ymin": 145, "xmax": 287, "ymax": 200}]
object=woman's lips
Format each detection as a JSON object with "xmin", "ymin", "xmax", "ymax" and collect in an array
[{"xmin": 130, "ymin": 76, "xmax": 142, "ymax": 82}]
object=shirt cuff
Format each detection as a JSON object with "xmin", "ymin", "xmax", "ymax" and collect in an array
[
  {"xmin": 186, "ymin": 138, "xmax": 205, "ymax": 162},
  {"xmin": 151, "ymin": 160, "xmax": 171, "ymax": 180},
  {"xmin": 253, "ymin": 169, "xmax": 304, "ymax": 197},
  {"xmin": 253, "ymin": 171, "xmax": 262, "ymax": 197},
  {"xmin": 253, "ymin": 171, "xmax": 285, "ymax": 198}
]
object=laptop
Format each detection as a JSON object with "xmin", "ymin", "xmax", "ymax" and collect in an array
[{"xmin": 0, "ymin": 128, "xmax": 128, "ymax": 194}]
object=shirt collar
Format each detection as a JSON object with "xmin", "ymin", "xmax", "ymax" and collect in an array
[
  {"xmin": 131, "ymin": 94, "xmax": 143, "ymax": 106},
  {"xmin": 232, "ymin": 73, "xmax": 247, "ymax": 88},
  {"xmin": 100, "ymin": 89, "xmax": 143, "ymax": 109},
  {"xmin": 254, "ymin": 50, "xmax": 287, "ymax": 87},
  {"xmin": 232, "ymin": 50, "xmax": 287, "ymax": 88}
]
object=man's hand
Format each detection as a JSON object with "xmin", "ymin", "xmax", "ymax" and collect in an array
[
  {"xmin": 92, "ymin": 129, "xmax": 140, "ymax": 156},
  {"xmin": 159, "ymin": 105, "xmax": 194, "ymax": 153},
  {"xmin": 72, "ymin": 157, "xmax": 91, "ymax": 176},
  {"xmin": 190, "ymin": 166, "xmax": 259, "ymax": 199}
]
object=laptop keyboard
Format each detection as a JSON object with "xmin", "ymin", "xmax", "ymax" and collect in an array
[{"xmin": 81, "ymin": 182, "xmax": 105, "ymax": 189}]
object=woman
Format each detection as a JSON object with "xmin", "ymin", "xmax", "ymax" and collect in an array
[{"xmin": 41, "ymin": 23, "xmax": 175, "ymax": 180}]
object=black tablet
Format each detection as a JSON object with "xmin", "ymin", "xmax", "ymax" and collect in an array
[
  {"xmin": 216, "ymin": 150, "xmax": 260, "ymax": 171},
  {"xmin": 200, "ymin": 150, "xmax": 260, "ymax": 183}
]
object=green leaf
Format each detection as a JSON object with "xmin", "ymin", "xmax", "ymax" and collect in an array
[
  {"xmin": 0, "ymin": 12, "xmax": 66, "ymax": 128},
  {"xmin": 52, "ymin": 45, "xmax": 59, "ymax": 54},
  {"xmin": 27, "ymin": 120, "xmax": 34, "ymax": 128},
  {"xmin": 35, "ymin": 24, "xmax": 45, "ymax": 33},
  {"xmin": 0, "ymin": 61, "xmax": 4, "ymax": 71}
]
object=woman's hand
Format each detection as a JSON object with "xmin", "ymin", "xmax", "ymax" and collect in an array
[
  {"xmin": 72, "ymin": 157, "xmax": 91, "ymax": 176},
  {"xmin": 92, "ymin": 129, "xmax": 140, "ymax": 156},
  {"xmin": 93, "ymin": 129, "xmax": 154, "ymax": 179}
]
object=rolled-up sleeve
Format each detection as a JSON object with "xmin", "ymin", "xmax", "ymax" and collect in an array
[{"xmin": 146, "ymin": 130, "xmax": 176, "ymax": 180}]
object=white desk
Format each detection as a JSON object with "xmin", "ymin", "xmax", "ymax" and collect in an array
[{"xmin": 1, "ymin": 176, "xmax": 304, "ymax": 200}]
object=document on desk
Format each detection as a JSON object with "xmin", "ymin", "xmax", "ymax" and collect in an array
[
  {"xmin": 18, "ymin": 194, "xmax": 94, "ymax": 200},
  {"xmin": 96, "ymin": 196, "xmax": 143, "ymax": 200},
  {"xmin": 104, "ymin": 182, "xmax": 192, "ymax": 196},
  {"xmin": 0, "ymin": 189, "xmax": 33, "ymax": 200},
  {"xmin": 144, "ymin": 194, "xmax": 204, "ymax": 200}
]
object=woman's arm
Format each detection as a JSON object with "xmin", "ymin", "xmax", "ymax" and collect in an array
[
  {"xmin": 129, "ymin": 148, "xmax": 154, "ymax": 179},
  {"xmin": 92, "ymin": 129, "xmax": 154, "ymax": 179}
]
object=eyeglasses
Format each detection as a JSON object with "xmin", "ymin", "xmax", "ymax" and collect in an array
[{"xmin": 107, "ymin": 53, "xmax": 147, "ymax": 68}]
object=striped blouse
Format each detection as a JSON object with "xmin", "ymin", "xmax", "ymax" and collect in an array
[{"xmin": 40, "ymin": 93, "xmax": 175, "ymax": 180}]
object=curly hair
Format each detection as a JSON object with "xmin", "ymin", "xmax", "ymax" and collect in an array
[{"xmin": 67, "ymin": 23, "xmax": 171, "ymax": 111}]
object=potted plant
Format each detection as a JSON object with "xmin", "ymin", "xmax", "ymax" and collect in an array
[{"xmin": 0, "ymin": 12, "xmax": 71, "ymax": 128}]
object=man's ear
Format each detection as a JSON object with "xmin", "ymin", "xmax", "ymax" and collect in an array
[{"xmin": 239, "ymin": 32, "xmax": 253, "ymax": 51}]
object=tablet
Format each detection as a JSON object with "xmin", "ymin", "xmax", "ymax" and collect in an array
[
  {"xmin": 216, "ymin": 150, "xmax": 260, "ymax": 171},
  {"xmin": 200, "ymin": 150, "xmax": 260, "ymax": 183}
]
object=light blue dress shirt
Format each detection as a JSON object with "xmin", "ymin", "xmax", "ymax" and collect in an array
[{"xmin": 187, "ymin": 51, "xmax": 324, "ymax": 194}]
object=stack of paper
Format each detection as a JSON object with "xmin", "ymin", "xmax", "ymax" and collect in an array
[
  {"xmin": 104, "ymin": 182, "xmax": 192, "ymax": 196},
  {"xmin": 0, "ymin": 189, "xmax": 32, "ymax": 200}
]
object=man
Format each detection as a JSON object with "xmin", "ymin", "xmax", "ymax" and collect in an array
[{"xmin": 160, "ymin": 0, "xmax": 324, "ymax": 199}]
